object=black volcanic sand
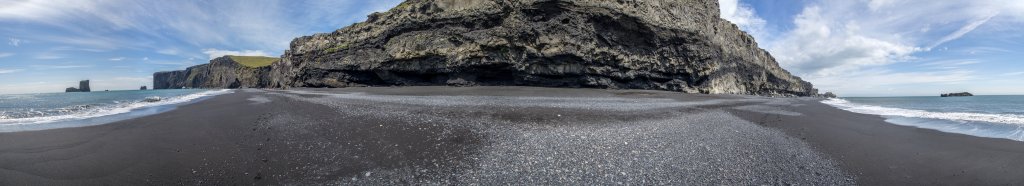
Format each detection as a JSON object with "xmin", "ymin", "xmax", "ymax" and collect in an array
[
  {"xmin": 730, "ymin": 99, "xmax": 1024, "ymax": 185},
  {"xmin": 0, "ymin": 87, "xmax": 1020, "ymax": 185}
]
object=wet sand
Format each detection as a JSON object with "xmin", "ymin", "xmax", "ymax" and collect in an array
[
  {"xmin": 730, "ymin": 98, "xmax": 1024, "ymax": 185},
  {"xmin": 0, "ymin": 86, "xmax": 1022, "ymax": 185}
]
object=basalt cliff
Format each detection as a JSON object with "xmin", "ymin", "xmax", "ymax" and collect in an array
[
  {"xmin": 156, "ymin": 0, "xmax": 816, "ymax": 96},
  {"xmin": 153, "ymin": 56, "xmax": 271, "ymax": 89}
]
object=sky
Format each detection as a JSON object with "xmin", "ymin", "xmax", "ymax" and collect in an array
[
  {"xmin": 0, "ymin": 0, "xmax": 1021, "ymax": 96},
  {"xmin": 0, "ymin": 0, "xmax": 404, "ymax": 94},
  {"xmin": 721, "ymin": 0, "xmax": 1024, "ymax": 96}
]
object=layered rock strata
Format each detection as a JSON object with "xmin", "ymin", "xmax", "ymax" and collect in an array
[
  {"xmin": 153, "ymin": 56, "xmax": 271, "ymax": 89},
  {"xmin": 158, "ymin": 0, "xmax": 817, "ymax": 96}
]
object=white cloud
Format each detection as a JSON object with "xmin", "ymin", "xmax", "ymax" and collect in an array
[
  {"xmin": 719, "ymin": 0, "xmax": 768, "ymax": 39},
  {"xmin": 145, "ymin": 60, "xmax": 195, "ymax": 66},
  {"xmin": 867, "ymin": 0, "xmax": 895, "ymax": 11},
  {"xmin": 0, "ymin": 68, "xmax": 23, "ymax": 74},
  {"xmin": 0, "ymin": 0, "xmax": 404, "ymax": 54},
  {"xmin": 202, "ymin": 48, "xmax": 271, "ymax": 59},
  {"xmin": 958, "ymin": 46, "xmax": 1012, "ymax": 55},
  {"xmin": 39, "ymin": 35, "xmax": 129, "ymax": 51},
  {"xmin": 808, "ymin": 69, "xmax": 975, "ymax": 96},
  {"xmin": 8, "ymin": 38, "xmax": 20, "ymax": 46},
  {"xmin": 928, "ymin": 14, "xmax": 997, "ymax": 49},
  {"xmin": 757, "ymin": 0, "xmax": 1024, "ymax": 95},
  {"xmin": 0, "ymin": 53, "xmax": 13, "ymax": 58},
  {"xmin": 1002, "ymin": 72, "xmax": 1024, "ymax": 76},
  {"xmin": 157, "ymin": 48, "xmax": 180, "ymax": 55},
  {"xmin": 35, "ymin": 54, "xmax": 64, "ymax": 60},
  {"xmin": 0, "ymin": 0, "xmax": 411, "ymax": 94},
  {"xmin": 770, "ymin": 5, "xmax": 921, "ymax": 77},
  {"xmin": 109, "ymin": 57, "xmax": 126, "ymax": 61},
  {"xmin": 31, "ymin": 65, "xmax": 92, "ymax": 69},
  {"xmin": 917, "ymin": 60, "xmax": 982, "ymax": 70}
]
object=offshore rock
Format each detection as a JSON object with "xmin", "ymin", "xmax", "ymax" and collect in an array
[
  {"xmin": 65, "ymin": 80, "xmax": 90, "ymax": 92},
  {"xmin": 941, "ymin": 92, "xmax": 973, "ymax": 97},
  {"xmin": 816, "ymin": 92, "xmax": 837, "ymax": 98},
  {"xmin": 153, "ymin": 56, "xmax": 271, "ymax": 89},
  {"xmin": 266, "ymin": 0, "xmax": 816, "ymax": 96}
]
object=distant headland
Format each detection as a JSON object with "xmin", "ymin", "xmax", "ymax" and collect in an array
[
  {"xmin": 62, "ymin": 79, "xmax": 151, "ymax": 92},
  {"xmin": 941, "ymin": 92, "xmax": 973, "ymax": 97}
]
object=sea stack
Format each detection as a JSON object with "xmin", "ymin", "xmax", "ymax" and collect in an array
[
  {"xmin": 65, "ymin": 80, "xmax": 91, "ymax": 92},
  {"xmin": 79, "ymin": 80, "xmax": 91, "ymax": 92},
  {"xmin": 140, "ymin": 86, "xmax": 148, "ymax": 90}
]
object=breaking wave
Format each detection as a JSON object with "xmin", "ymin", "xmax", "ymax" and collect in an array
[{"xmin": 0, "ymin": 89, "xmax": 232, "ymax": 126}]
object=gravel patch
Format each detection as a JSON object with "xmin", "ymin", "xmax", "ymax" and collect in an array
[{"xmin": 257, "ymin": 89, "xmax": 852, "ymax": 185}]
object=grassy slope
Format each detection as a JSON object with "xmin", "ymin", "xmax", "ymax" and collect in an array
[{"xmin": 228, "ymin": 56, "xmax": 279, "ymax": 68}]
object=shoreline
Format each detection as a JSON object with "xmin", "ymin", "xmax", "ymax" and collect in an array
[
  {"xmin": 1, "ymin": 87, "xmax": 1022, "ymax": 185},
  {"xmin": 729, "ymin": 99, "xmax": 1024, "ymax": 185},
  {"xmin": 0, "ymin": 89, "xmax": 230, "ymax": 133}
]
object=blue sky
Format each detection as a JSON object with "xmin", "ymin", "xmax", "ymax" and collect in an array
[
  {"xmin": 1, "ymin": 0, "xmax": 1021, "ymax": 96},
  {"xmin": 0, "ymin": 0, "xmax": 403, "ymax": 94},
  {"xmin": 721, "ymin": 0, "xmax": 1024, "ymax": 96}
]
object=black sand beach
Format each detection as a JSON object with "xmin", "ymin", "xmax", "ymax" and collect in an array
[{"xmin": 1, "ymin": 87, "xmax": 1022, "ymax": 185}]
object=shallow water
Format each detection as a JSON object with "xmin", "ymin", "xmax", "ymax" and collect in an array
[
  {"xmin": 0, "ymin": 89, "xmax": 231, "ymax": 132},
  {"xmin": 823, "ymin": 95, "xmax": 1024, "ymax": 141}
]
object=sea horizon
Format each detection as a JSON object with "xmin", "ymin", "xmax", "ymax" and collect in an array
[
  {"xmin": 824, "ymin": 95, "xmax": 1024, "ymax": 141},
  {"xmin": 842, "ymin": 94, "xmax": 1024, "ymax": 98},
  {"xmin": 5, "ymin": 87, "xmax": 1022, "ymax": 142},
  {"xmin": 3, "ymin": 0, "xmax": 1023, "ymax": 184},
  {"xmin": 0, "ymin": 89, "xmax": 231, "ymax": 132}
]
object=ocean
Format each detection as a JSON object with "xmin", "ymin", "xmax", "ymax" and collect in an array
[
  {"xmin": 823, "ymin": 95, "xmax": 1024, "ymax": 141},
  {"xmin": 0, "ymin": 89, "xmax": 231, "ymax": 132}
]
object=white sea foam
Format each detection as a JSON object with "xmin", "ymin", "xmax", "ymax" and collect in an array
[
  {"xmin": 822, "ymin": 98, "xmax": 1024, "ymax": 125},
  {"xmin": 0, "ymin": 89, "xmax": 233, "ymax": 126}
]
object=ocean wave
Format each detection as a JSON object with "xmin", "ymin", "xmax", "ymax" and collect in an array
[
  {"xmin": 822, "ymin": 98, "xmax": 1024, "ymax": 125},
  {"xmin": 0, "ymin": 89, "xmax": 233, "ymax": 126}
]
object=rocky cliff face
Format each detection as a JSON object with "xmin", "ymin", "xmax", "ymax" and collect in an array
[
  {"xmin": 153, "ymin": 56, "xmax": 271, "ymax": 89},
  {"xmin": 154, "ymin": 0, "xmax": 816, "ymax": 96},
  {"xmin": 265, "ymin": 0, "xmax": 815, "ymax": 96}
]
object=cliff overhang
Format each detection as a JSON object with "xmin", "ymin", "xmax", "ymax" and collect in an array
[{"xmin": 155, "ymin": 0, "xmax": 817, "ymax": 97}]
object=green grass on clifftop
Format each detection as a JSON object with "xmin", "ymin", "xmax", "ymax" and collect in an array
[{"xmin": 229, "ymin": 55, "xmax": 279, "ymax": 68}]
